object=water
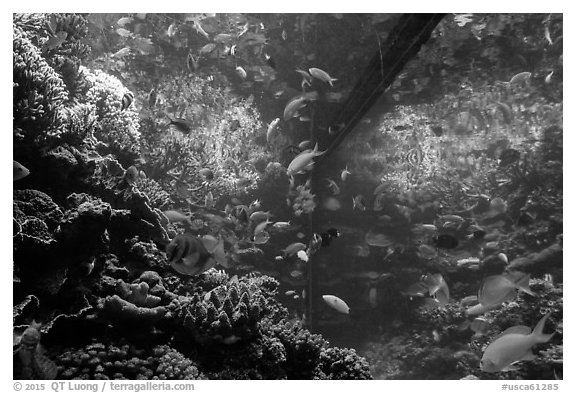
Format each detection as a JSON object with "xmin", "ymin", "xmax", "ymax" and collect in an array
[{"xmin": 13, "ymin": 13, "xmax": 563, "ymax": 380}]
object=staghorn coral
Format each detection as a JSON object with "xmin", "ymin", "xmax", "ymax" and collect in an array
[{"xmin": 56, "ymin": 342, "xmax": 204, "ymax": 380}]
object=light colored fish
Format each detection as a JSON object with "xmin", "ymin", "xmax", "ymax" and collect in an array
[
  {"xmin": 193, "ymin": 20, "xmax": 210, "ymax": 40},
  {"xmin": 365, "ymin": 231, "xmax": 393, "ymax": 247},
  {"xmin": 297, "ymin": 250, "xmax": 309, "ymax": 262},
  {"xmin": 341, "ymin": 165, "xmax": 351, "ymax": 181},
  {"xmin": 283, "ymin": 91, "xmax": 319, "ymax": 121},
  {"xmin": 481, "ymin": 313, "xmax": 554, "ymax": 372},
  {"xmin": 295, "ymin": 69, "xmax": 312, "ymax": 87},
  {"xmin": 266, "ymin": 118, "xmax": 280, "ymax": 144},
  {"xmin": 322, "ymin": 295, "xmax": 350, "ymax": 314},
  {"xmin": 254, "ymin": 219, "xmax": 272, "ymax": 235},
  {"xmin": 111, "ymin": 47, "xmax": 131, "ymax": 59},
  {"xmin": 309, "ymin": 67, "xmax": 338, "ymax": 87},
  {"xmin": 545, "ymin": 71, "xmax": 554, "ymax": 84},
  {"xmin": 162, "ymin": 210, "xmax": 191, "ymax": 224},
  {"xmin": 286, "ymin": 142, "xmax": 326, "ymax": 176},
  {"xmin": 470, "ymin": 317, "xmax": 490, "ymax": 337},
  {"xmin": 373, "ymin": 192, "xmax": 386, "ymax": 211},
  {"xmin": 272, "ymin": 221, "xmax": 291, "ymax": 230},
  {"xmin": 13, "ymin": 160, "xmax": 30, "ymax": 181},
  {"xmin": 509, "ymin": 72, "xmax": 532, "ymax": 85},
  {"xmin": 282, "ymin": 242, "xmax": 307, "ymax": 256},
  {"xmin": 236, "ymin": 66, "xmax": 247, "ymax": 79}
]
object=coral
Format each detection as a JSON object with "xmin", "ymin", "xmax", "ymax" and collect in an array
[
  {"xmin": 135, "ymin": 176, "xmax": 172, "ymax": 210},
  {"xmin": 102, "ymin": 295, "xmax": 166, "ymax": 327},
  {"xmin": 55, "ymin": 193, "xmax": 112, "ymax": 257},
  {"xmin": 81, "ymin": 67, "xmax": 141, "ymax": 162},
  {"xmin": 116, "ymin": 280, "xmax": 162, "ymax": 308},
  {"xmin": 261, "ymin": 319, "xmax": 327, "ymax": 379},
  {"xmin": 56, "ymin": 342, "xmax": 204, "ymax": 380},
  {"xmin": 314, "ymin": 346, "xmax": 372, "ymax": 380},
  {"xmin": 13, "ymin": 23, "xmax": 69, "ymax": 145},
  {"xmin": 13, "ymin": 323, "xmax": 58, "ymax": 380},
  {"xmin": 13, "ymin": 189, "xmax": 64, "ymax": 229}
]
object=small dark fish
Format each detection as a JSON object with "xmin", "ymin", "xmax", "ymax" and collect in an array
[
  {"xmin": 187, "ymin": 52, "xmax": 199, "ymax": 72},
  {"xmin": 148, "ymin": 88, "xmax": 157, "ymax": 109},
  {"xmin": 199, "ymin": 168, "xmax": 214, "ymax": 180},
  {"xmin": 123, "ymin": 165, "xmax": 139, "ymax": 185},
  {"xmin": 326, "ymin": 228, "xmax": 340, "ymax": 238},
  {"xmin": 498, "ymin": 148, "xmax": 521, "ymax": 167},
  {"xmin": 264, "ymin": 53, "xmax": 275, "ymax": 68},
  {"xmin": 168, "ymin": 117, "xmax": 193, "ymax": 134},
  {"xmin": 121, "ymin": 91, "xmax": 134, "ymax": 111},
  {"xmin": 430, "ymin": 125, "xmax": 443, "ymax": 137},
  {"xmin": 433, "ymin": 234, "xmax": 459, "ymax": 249},
  {"xmin": 13, "ymin": 160, "xmax": 30, "ymax": 181}
]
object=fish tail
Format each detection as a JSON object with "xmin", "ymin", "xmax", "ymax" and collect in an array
[{"xmin": 532, "ymin": 312, "xmax": 555, "ymax": 344}]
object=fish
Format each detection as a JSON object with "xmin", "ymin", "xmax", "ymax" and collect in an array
[
  {"xmin": 545, "ymin": 71, "xmax": 554, "ymax": 84},
  {"xmin": 13, "ymin": 160, "xmax": 30, "ymax": 181},
  {"xmin": 509, "ymin": 72, "xmax": 532, "ymax": 85},
  {"xmin": 264, "ymin": 53, "xmax": 275, "ymax": 68},
  {"xmin": 326, "ymin": 178, "xmax": 340, "ymax": 195},
  {"xmin": 368, "ymin": 287, "xmax": 378, "ymax": 308},
  {"xmin": 162, "ymin": 210, "xmax": 191, "ymax": 224},
  {"xmin": 352, "ymin": 195, "xmax": 367, "ymax": 211},
  {"xmin": 309, "ymin": 67, "xmax": 337, "ymax": 87},
  {"xmin": 167, "ymin": 117, "xmax": 193, "ymax": 134},
  {"xmin": 116, "ymin": 28, "xmax": 132, "ymax": 38},
  {"xmin": 481, "ymin": 313, "xmax": 554, "ymax": 372},
  {"xmin": 251, "ymin": 230, "xmax": 270, "ymax": 245},
  {"xmin": 272, "ymin": 221, "xmax": 292, "ymax": 230},
  {"xmin": 322, "ymin": 197, "xmax": 342, "ymax": 211},
  {"xmin": 111, "ymin": 47, "xmax": 131, "ymax": 59},
  {"xmin": 193, "ymin": 20, "xmax": 210, "ymax": 40},
  {"xmin": 433, "ymin": 234, "xmax": 459, "ymax": 249},
  {"xmin": 204, "ymin": 191, "xmax": 215, "ymax": 208},
  {"xmin": 236, "ymin": 66, "xmax": 247, "ymax": 79},
  {"xmin": 266, "ymin": 118, "xmax": 280, "ymax": 144},
  {"xmin": 401, "ymin": 281, "xmax": 429, "ymax": 298},
  {"xmin": 544, "ymin": 26, "xmax": 553, "ymax": 45},
  {"xmin": 457, "ymin": 257, "xmax": 481, "ymax": 267},
  {"xmin": 123, "ymin": 165, "xmax": 139, "ymax": 185},
  {"xmin": 285, "ymin": 290, "xmax": 296, "ymax": 296},
  {"xmin": 166, "ymin": 234, "xmax": 220, "ymax": 276},
  {"xmin": 187, "ymin": 53, "xmax": 199, "ymax": 72},
  {"xmin": 438, "ymin": 214, "xmax": 465, "ymax": 224},
  {"xmin": 286, "ymin": 142, "xmax": 326, "ymax": 176},
  {"xmin": 199, "ymin": 168, "xmax": 214, "ymax": 180},
  {"xmin": 373, "ymin": 183, "xmax": 387, "ymax": 195},
  {"xmin": 282, "ymin": 242, "xmax": 307, "ymax": 256},
  {"xmin": 254, "ymin": 219, "xmax": 272, "ymax": 234},
  {"xmin": 365, "ymin": 231, "xmax": 393, "ymax": 247},
  {"xmin": 489, "ymin": 197, "xmax": 508, "ymax": 215},
  {"xmin": 498, "ymin": 253, "xmax": 509, "ymax": 264},
  {"xmin": 298, "ymin": 140, "xmax": 314, "ymax": 150},
  {"xmin": 417, "ymin": 244, "xmax": 437, "ymax": 259},
  {"xmin": 283, "ymin": 91, "xmax": 319, "ymax": 121},
  {"xmin": 282, "ymin": 30, "xmax": 288, "ymax": 40},
  {"xmin": 44, "ymin": 31, "xmax": 68, "ymax": 51},
  {"xmin": 250, "ymin": 210, "xmax": 272, "ymax": 222},
  {"xmin": 117, "ymin": 16, "xmax": 133, "ymax": 26},
  {"xmin": 322, "ymin": 295, "xmax": 350, "ymax": 314},
  {"xmin": 297, "ymin": 249, "xmax": 309, "ymax": 262},
  {"xmin": 341, "ymin": 165, "xmax": 351, "ymax": 181},
  {"xmin": 295, "ymin": 69, "xmax": 313, "ymax": 87},
  {"xmin": 275, "ymin": 255, "xmax": 284, "ymax": 262},
  {"xmin": 470, "ymin": 317, "xmax": 491, "ymax": 337},
  {"xmin": 373, "ymin": 192, "xmax": 386, "ymax": 211},
  {"xmin": 199, "ymin": 43, "xmax": 217, "ymax": 54},
  {"xmin": 121, "ymin": 91, "xmax": 133, "ymax": 111},
  {"xmin": 478, "ymin": 272, "xmax": 535, "ymax": 309},
  {"xmin": 237, "ymin": 23, "xmax": 249, "ymax": 38}
]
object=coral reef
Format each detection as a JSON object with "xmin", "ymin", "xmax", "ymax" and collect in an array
[{"xmin": 56, "ymin": 342, "xmax": 204, "ymax": 380}]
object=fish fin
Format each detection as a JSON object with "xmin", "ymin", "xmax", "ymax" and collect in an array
[
  {"xmin": 501, "ymin": 363, "xmax": 522, "ymax": 372},
  {"xmin": 500, "ymin": 325, "xmax": 532, "ymax": 337},
  {"xmin": 532, "ymin": 312, "xmax": 555, "ymax": 343},
  {"xmin": 181, "ymin": 252, "xmax": 200, "ymax": 267}
]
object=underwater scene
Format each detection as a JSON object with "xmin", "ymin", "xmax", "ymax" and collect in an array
[{"xmin": 13, "ymin": 13, "xmax": 563, "ymax": 380}]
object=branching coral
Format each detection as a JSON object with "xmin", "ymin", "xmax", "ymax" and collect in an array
[{"xmin": 314, "ymin": 346, "xmax": 372, "ymax": 380}]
